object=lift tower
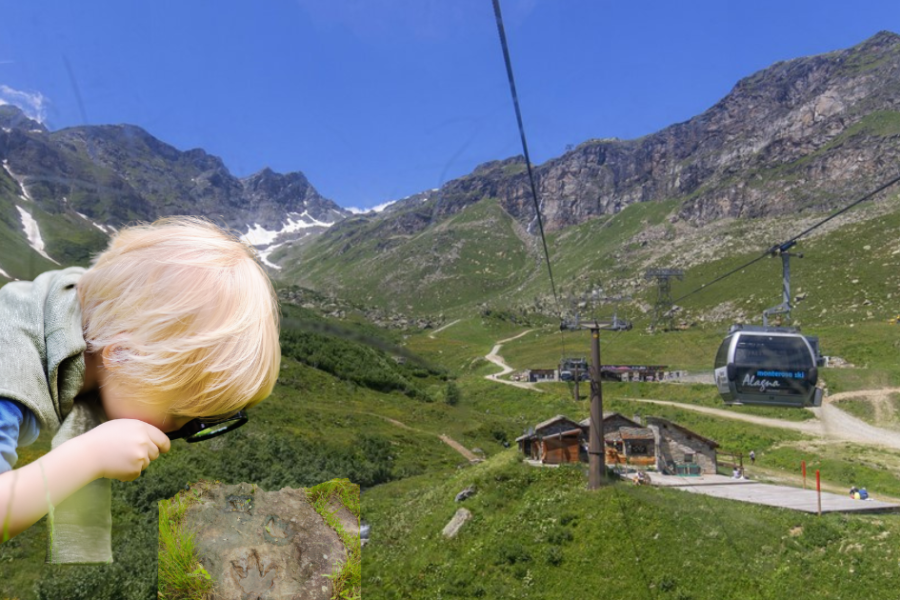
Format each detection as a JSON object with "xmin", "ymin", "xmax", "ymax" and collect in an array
[
  {"xmin": 560, "ymin": 317, "xmax": 620, "ymax": 489},
  {"xmin": 645, "ymin": 268, "xmax": 684, "ymax": 331}
]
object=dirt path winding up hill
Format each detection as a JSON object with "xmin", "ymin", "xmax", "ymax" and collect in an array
[
  {"xmin": 483, "ymin": 330, "xmax": 542, "ymax": 391},
  {"xmin": 629, "ymin": 388, "xmax": 900, "ymax": 451}
]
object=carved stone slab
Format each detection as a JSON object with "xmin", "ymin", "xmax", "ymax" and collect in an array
[{"xmin": 177, "ymin": 482, "xmax": 349, "ymax": 600}]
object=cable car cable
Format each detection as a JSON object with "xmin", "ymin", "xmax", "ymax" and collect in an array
[
  {"xmin": 611, "ymin": 486, "xmax": 658, "ymax": 600},
  {"xmin": 780, "ymin": 170, "xmax": 900, "ymax": 250},
  {"xmin": 555, "ymin": 172, "xmax": 900, "ymax": 335},
  {"xmin": 672, "ymin": 253, "xmax": 770, "ymax": 304},
  {"xmin": 671, "ymin": 171, "xmax": 900, "ymax": 305},
  {"xmin": 695, "ymin": 492, "xmax": 767, "ymax": 600},
  {"xmin": 491, "ymin": 0, "xmax": 567, "ymax": 358}
]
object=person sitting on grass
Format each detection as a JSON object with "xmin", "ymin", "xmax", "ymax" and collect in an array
[{"xmin": 0, "ymin": 217, "xmax": 281, "ymax": 543}]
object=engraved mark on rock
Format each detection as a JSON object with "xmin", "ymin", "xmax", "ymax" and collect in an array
[
  {"xmin": 225, "ymin": 494, "xmax": 254, "ymax": 514},
  {"xmin": 231, "ymin": 548, "xmax": 277, "ymax": 599},
  {"xmin": 263, "ymin": 515, "xmax": 293, "ymax": 546}
]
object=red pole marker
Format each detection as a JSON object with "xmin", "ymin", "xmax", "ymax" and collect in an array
[
  {"xmin": 802, "ymin": 460, "xmax": 807, "ymax": 489},
  {"xmin": 816, "ymin": 469, "xmax": 822, "ymax": 516}
]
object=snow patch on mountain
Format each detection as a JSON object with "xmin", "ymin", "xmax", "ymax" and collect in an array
[
  {"xmin": 76, "ymin": 211, "xmax": 113, "ymax": 235},
  {"xmin": 0, "ymin": 265, "xmax": 11, "ymax": 279},
  {"xmin": 241, "ymin": 211, "xmax": 333, "ymax": 246},
  {"xmin": 2, "ymin": 160, "xmax": 32, "ymax": 201},
  {"xmin": 257, "ymin": 243, "xmax": 284, "ymax": 270},
  {"xmin": 16, "ymin": 206, "xmax": 58, "ymax": 264}
]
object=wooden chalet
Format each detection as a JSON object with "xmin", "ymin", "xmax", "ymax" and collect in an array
[{"xmin": 515, "ymin": 415, "xmax": 585, "ymax": 465}]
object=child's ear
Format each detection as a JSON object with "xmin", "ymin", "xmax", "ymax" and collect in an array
[{"xmin": 100, "ymin": 343, "xmax": 128, "ymax": 369}]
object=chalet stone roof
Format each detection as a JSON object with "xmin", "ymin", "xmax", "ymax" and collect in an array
[
  {"xmin": 534, "ymin": 415, "xmax": 581, "ymax": 432},
  {"xmin": 516, "ymin": 414, "xmax": 584, "ymax": 442},
  {"xmin": 604, "ymin": 427, "xmax": 654, "ymax": 442},
  {"xmin": 620, "ymin": 427, "xmax": 655, "ymax": 440},
  {"xmin": 646, "ymin": 416, "xmax": 719, "ymax": 449},
  {"xmin": 542, "ymin": 428, "xmax": 583, "ymax": 440},
  {"xmin": 578, "ymin": 413, "xmax": 641, "ymax": 428}
]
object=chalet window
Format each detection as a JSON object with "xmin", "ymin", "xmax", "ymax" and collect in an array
[
  {"xmin": 630, "ymin": 443, "xmax": 649, "ymax": 455},
  {"xmin": 683, "ymin": 453, "xmax": 694, "ymax": 463}
]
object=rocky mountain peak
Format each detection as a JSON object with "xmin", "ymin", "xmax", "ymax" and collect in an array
[
  {"xmin": 0, "ymin": 105, "xmax": 47, "ymax": 133},
  {"xmin": 0, "ymin": 113, "xmax": 347, "ymax": 266},
  {"xmin": 352, "ymin": 30, "xmax": 900, "ymax": 239}
]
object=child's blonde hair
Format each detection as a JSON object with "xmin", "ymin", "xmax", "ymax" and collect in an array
[{"xmin": 77, "ymin": 216, "xmax": 281, "ymax": 418}]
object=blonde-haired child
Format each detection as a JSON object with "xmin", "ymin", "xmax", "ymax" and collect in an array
[{"xmin": 0, "ymin": 216, "xmax": 281, "ymax": 543}]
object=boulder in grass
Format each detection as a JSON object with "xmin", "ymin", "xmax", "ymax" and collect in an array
[
  {"xmin": 442, "ymin": 508, "xmax": 472, "ymax": 539},
  {"xmin": 455, "ymin": 485, "xmax": 477, "ymax": 502}
]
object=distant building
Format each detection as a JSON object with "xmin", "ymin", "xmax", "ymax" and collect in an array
[
  {"xmin": 599, "ymin": 365, "xmax": 668, "ymax": 382},
  {"xmin": 518, "ymin": 413, "xmax": 718, "ymax": 475},
  {"xmin": 527, "ymin": 368, "xmax": 557, "ymax": 383},
  {"xmin": 646, "ymin": 417, "xmax": 719, "ymax": 475},
  {"xmin": 515, "ymin": 415, "xmax": 584, "ymax": 464}
]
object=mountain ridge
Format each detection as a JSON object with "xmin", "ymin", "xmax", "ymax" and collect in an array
[
  {"xmin": 325, "ymin": 30, "xmax": 900, "ymax": 243},
  {"xmin": 287, "ymin": 31, "xmax": 900, "ymax": 317},
  {"xmin": 0, "ymin": 106, "xmax": 349, "ymax": 275}
]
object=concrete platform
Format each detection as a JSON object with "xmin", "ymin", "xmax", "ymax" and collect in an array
[
  {"xmin": 655, "ymin": 476, "xmax": 900, "ymax": 514},
  {"xmin": 649, "ymin": 473, "xmax": 755, "ymax": 487}
]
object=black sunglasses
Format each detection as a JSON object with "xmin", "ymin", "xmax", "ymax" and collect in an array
[{"xmin": 166, "ymin": 410, "xmax": 249, "ymax": 443}]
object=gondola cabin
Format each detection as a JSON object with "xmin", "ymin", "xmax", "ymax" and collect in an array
[{"xmin": 714, "ymin": 325, "xmax": 822, "ymax": 408}]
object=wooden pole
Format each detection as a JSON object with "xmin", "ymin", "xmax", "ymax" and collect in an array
[
  {"xmin": 816, "ymin": 469, "xmax": 822, "ymax": 516},
  {"xmin": 802, "ymin": 460, "xmax": 807, "ymax": 490},
  {"xmin": 588, "ymin": 324, "xmax": 605, "ymax": 490}
]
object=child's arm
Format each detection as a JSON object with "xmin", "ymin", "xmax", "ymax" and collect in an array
[{"xmin": 0, "ymin": 419, "xmax": 170, "ymax": 540}]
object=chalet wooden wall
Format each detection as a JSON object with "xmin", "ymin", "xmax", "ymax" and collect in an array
[{"xmin": 542, "ymin": 435, "xmax": 581, "ymax": 465}]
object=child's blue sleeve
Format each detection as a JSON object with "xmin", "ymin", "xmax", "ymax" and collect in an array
[{"xmin": 0, "ymin": 399, "xmax": 41, "ymax": 474}]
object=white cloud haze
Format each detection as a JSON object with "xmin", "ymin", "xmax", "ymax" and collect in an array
[{"xmin": 0, "ymin": 85, "xmax": 48, "ymax": 123}]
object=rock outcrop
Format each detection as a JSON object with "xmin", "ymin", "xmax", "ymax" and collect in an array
[
  {"xmin": 174, "ymin": 481, "xmax": 356, "ymax": 600},
  {"xmin": 325, "ymin": 30, "xmax": 900, "ymax": 243},
  {"xmin": 0, "ymin": 107, "xmax": 348, "ymax": 235}
]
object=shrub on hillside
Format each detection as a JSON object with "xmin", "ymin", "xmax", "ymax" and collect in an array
[
  {"xmin": 496, "ymin": 541, "xmax": 532, "ymax": 565},
  {"xmin": 445, "ymin": 382, "xmax": 461, "ymax": 406}
]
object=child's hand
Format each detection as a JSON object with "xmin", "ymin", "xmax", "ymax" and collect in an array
[{"xmin": 81, "ymin": 419, "xmax": 171, "ymax": 482}]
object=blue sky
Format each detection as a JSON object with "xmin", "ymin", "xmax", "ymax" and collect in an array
[{"xmin": 1, "ymin": 0, "xmax": 899, "ymax": 210}]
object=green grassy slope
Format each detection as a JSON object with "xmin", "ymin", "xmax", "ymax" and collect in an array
[
  {"xmin": 357, "ymin": 304, "xmax": 900, "ymax": 600},
  {"xmin": 0, "ymin": 166, "xmax": 110, "ymax": 283},
  {"xmin": 290, "ymin": 182, "xmax": 900, "ymax": 336},
  {"xmin": 364, "ymin": 452, "xmax": 900, "ymax": 600},
  {"xmin": 290, "ymin": 197, "xmax": 532, "ymax": 314}
]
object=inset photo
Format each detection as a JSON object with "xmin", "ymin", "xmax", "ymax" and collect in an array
[{"xmin": 158, "ymin": 478, "xmax": 360, "ymax": 600}]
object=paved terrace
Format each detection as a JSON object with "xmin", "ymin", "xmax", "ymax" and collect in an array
[{"xmin": 648, "ymin": 473, "xmax": 900, "ymax": 514}]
